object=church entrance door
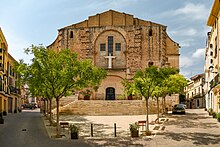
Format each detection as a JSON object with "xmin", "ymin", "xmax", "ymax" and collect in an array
[{"xmin": 106, "ymin": 87, "xmax": 115, "ymax": 100}]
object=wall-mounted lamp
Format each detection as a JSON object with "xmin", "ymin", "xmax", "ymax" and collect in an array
[{"xmin": 209, "ymin": 66, "xmax": 218, "ymax": 74}]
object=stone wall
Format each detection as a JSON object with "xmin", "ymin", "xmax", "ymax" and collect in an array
[{"xmin": 47, "ymin": 10, "xmax": 180, "ymax": 102}]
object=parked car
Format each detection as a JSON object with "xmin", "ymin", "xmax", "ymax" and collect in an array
[
  {"xmin": 172, "ymin": 104, "xmax": 186, "ymax": 114},
  {"xmin": 179, "ymin": 103, "xmax": 187, "ymax": 109},
  {"xmin": 21, "ymin": 103, "xmax": 37, "ymax": 109}
]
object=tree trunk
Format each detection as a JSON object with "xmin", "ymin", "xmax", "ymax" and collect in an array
[
  {"xmin": 49, "ymin": 99, "xmax": 52, "ymax": 125},
  {"xmin": 145, "ymin": 98, "xmax": 149, "ymax": 132},
  {"xmin": 162, "ymin": 96, "xmax": 166, "ymax": 114},
  {"xmin": 46, "ymin": 99, "xmax": 49, "ymax": 116},
  {"xmin": 56, "ymin": 98, "xmax": 60, "ymax": 137},
  {"xmin": 43, "ymin": 99, "xmax": 46, "ymax": 115},
  {"xmin": 156, "ymin": 97, "xmax": 160, "ymax": 123}
]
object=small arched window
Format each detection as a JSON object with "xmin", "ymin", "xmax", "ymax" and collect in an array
[
  {"xmin": 70, "ymin": 31, "xmax": 73, "ymax": 38},
  {"xmin": 148, "ymin": 61, "xmax": 154, "ymax": 67}
]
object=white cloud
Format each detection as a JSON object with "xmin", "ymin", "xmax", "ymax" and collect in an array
[
  {"xmin": 180, "ymin": 48, "xmax": 205, "ymax": 68},
  {"xmin": 179, "ymin": 39, "xmax": 194, "ymax": 47},
  {"xmin": 169, "ymin": 28, "xmax": 197, "ymax": 37},
  {"xmin": 180, "ymin": 55, "xmax": 193, "ymax": 68},
  {"xmin": 192, "ymin": 48, "xmax": 205, "ymax": 59},
  {"xmin": 179, "ymin": 70, "xmax": 191, "ymax": 79},
  {"xmin": 170, "ymin": 2, "xmax": 209, "ymax": 20}
]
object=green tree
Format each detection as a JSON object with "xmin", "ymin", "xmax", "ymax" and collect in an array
[
  {"xmin": 122, "ymin": 79, "xmax": 139, "ymax": 99},
  {"xmin": 16, "ymin": 45, "xmax": 107, "ymax": 137},
  {"xmin": 133, "ymin": 66, "xmax": 161, "ymax": 133},
  {"xmin": 152, "ymin": 67, "xmax": 179, "ymax": 123}
]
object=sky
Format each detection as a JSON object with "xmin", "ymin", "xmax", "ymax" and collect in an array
[{"xmin": 0, "ymin": 0, "xmax": 214, "ymax": 79}]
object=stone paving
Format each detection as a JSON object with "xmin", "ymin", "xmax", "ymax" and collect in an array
[
  {"xmin": 0, "ymin": 109, "xmax": 91, "ymax": 147},
  {"xmin": 58, "ymin": 114, "xmax": 164, "ymax": 138},
  {"xmin": 45, "ymin": 109, "xmax": 220, "ymax": 146}
]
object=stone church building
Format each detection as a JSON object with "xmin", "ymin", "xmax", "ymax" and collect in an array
[{"xmin": 48, "ymin": 10, "xmax": 179, "ymax": 101}]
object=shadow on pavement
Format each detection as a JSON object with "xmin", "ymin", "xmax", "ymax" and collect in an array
[
  {"xmin": 164, "ymin": 112, "xmax": 219, "ymax": 129},
  {"xmin": 161, "ymin": 132, "xmax": 220, "ymax": 146},
  {"xmin": 85, "ymin": 136, "xmax": 152, "ymax": 147}
]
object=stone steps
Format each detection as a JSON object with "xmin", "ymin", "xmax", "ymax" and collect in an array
[{"xmin": 58, "ymin": 100, "xmax": 160, "ymax": 116}]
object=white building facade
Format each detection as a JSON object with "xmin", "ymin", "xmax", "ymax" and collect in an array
[{"xmin": 185, "ymin": 74, "xmax": 205, "ymax": 109}]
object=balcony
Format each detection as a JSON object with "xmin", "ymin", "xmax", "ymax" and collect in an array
[
  {"xmin": 193, "ymin": 93, "xmax": 205, "ymax": 98},
  {"xmin": 9, "ymin": 85, "xmax": 21, "ymax": 95}
]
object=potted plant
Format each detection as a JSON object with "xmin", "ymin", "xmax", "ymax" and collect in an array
[
  {"xmin": 129, "ymin": 122, "xmax": 139, "ymax": 137},
  {"xmin": 82, "ymin": 89, "xmax": 91, "ymax": 100},
  {"xmin": 3, "ymin": 111, "xmax": 7, "ymax": 116},
  {"xmin": 18, "ymin": 107, "xmax": 22, "ymax": 113},
  {"xmin": 0, "ymin": 112, "xmax": 4, "ymax": 124},
  {"xmin": 212, "ymin": 112, "xmax": 217, "ymax": 118},
  {"xmin": 217, "ymin": 113, "xmax": 220, "ymax": 122},
  {"xmin": 70, "ymin": 124, "xmax": 79, "ymax": 139},
  {"xmin": 208, "ymin": 108, "xmax": 213, "ymax": 116}
]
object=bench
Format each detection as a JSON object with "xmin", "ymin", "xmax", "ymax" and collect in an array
[
  {"xmin": 138, "ymin": 121, "xmax": 146, "ymax": 132},
  {"xmin": 60, "ymin": 122, "xmax": 69, "ymax": 133}
]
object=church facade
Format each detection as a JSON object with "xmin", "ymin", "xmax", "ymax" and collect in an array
[{"xmin": 48, "ymin": 10, "xmax": 180, "ymax": 100}]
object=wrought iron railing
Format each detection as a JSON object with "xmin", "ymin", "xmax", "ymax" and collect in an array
[{"xmin": 210, "ymin": 73, "xmax": 220, "ymax": 88}]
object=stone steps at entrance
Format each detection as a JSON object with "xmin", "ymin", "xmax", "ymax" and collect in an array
[
  {"xmin": 57, "ymin": 100, "xmax": 160, "ymax": 116},
  {"xmin": 51, "ymin": 95, "xmax": 78, "ymax": 109}
]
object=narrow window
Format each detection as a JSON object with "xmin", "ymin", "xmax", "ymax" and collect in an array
[
  {"xmin": 149, "ymin": 29, "xmax": 153, "ymax": 36},
  {"xmin": 70, "ymin": 31, "xmax": 73, "ymax": 38},
  {"xmin": 0, "ymin": 56, "xmax": 2, "ymax": 60},
  {"xmin": 0, "ymin": 48, "xmax": 2, "ymax": 53},
  {"xmin": 210, "ymin": 59, "xmax": 213, "ymax": 64},
  {"xmin": 115, "ymin": 43, "xmax": 121, "ymax": 51},
  {"xmin": 100, "ymin": 43, "xmax": 106, "ymax": 51},
  {"xmin": 214, "ymin": 37, "xmax": 217, "ymax": 58},
  {"xmin": 210, "ymin": 51, "xmax": 213, "ymax": 56},
  {"xmin": 108, "ymin": 36, "xmax": 113, "ymax": 55}
]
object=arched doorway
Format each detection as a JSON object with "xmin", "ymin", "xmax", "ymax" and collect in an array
[{"xmin": 106, "ymin": 87, "xmax": 115, "ymax": 100}]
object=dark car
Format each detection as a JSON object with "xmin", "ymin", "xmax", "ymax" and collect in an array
[
  {"xmin": 21, "ymin": 103, "xmax": 37, "ymax": 109},
  {"xmin": 172, "ymin": 104, "xmax": 186, "ymax": 114}
]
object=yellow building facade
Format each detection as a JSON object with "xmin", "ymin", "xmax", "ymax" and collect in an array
[
  {"xmin": 0, "ymin": 27, "xmax": 21, "ymax": 115},
  {"xmin": 205, "ymin": 0, "xmax": 220, "ymax": 112}
]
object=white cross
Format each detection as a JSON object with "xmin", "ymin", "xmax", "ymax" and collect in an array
[{"xmin": 105, "ymin": 53, "xmax": 116, "ymax": 69}]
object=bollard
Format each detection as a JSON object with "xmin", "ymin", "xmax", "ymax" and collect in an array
[
  {"xmin": 91, "ymin": 123, "xmax": 93, "ymax": 137},
  {"xmin": 114, "ymin": 123, "xmax": 116, "ymax": 137}
]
